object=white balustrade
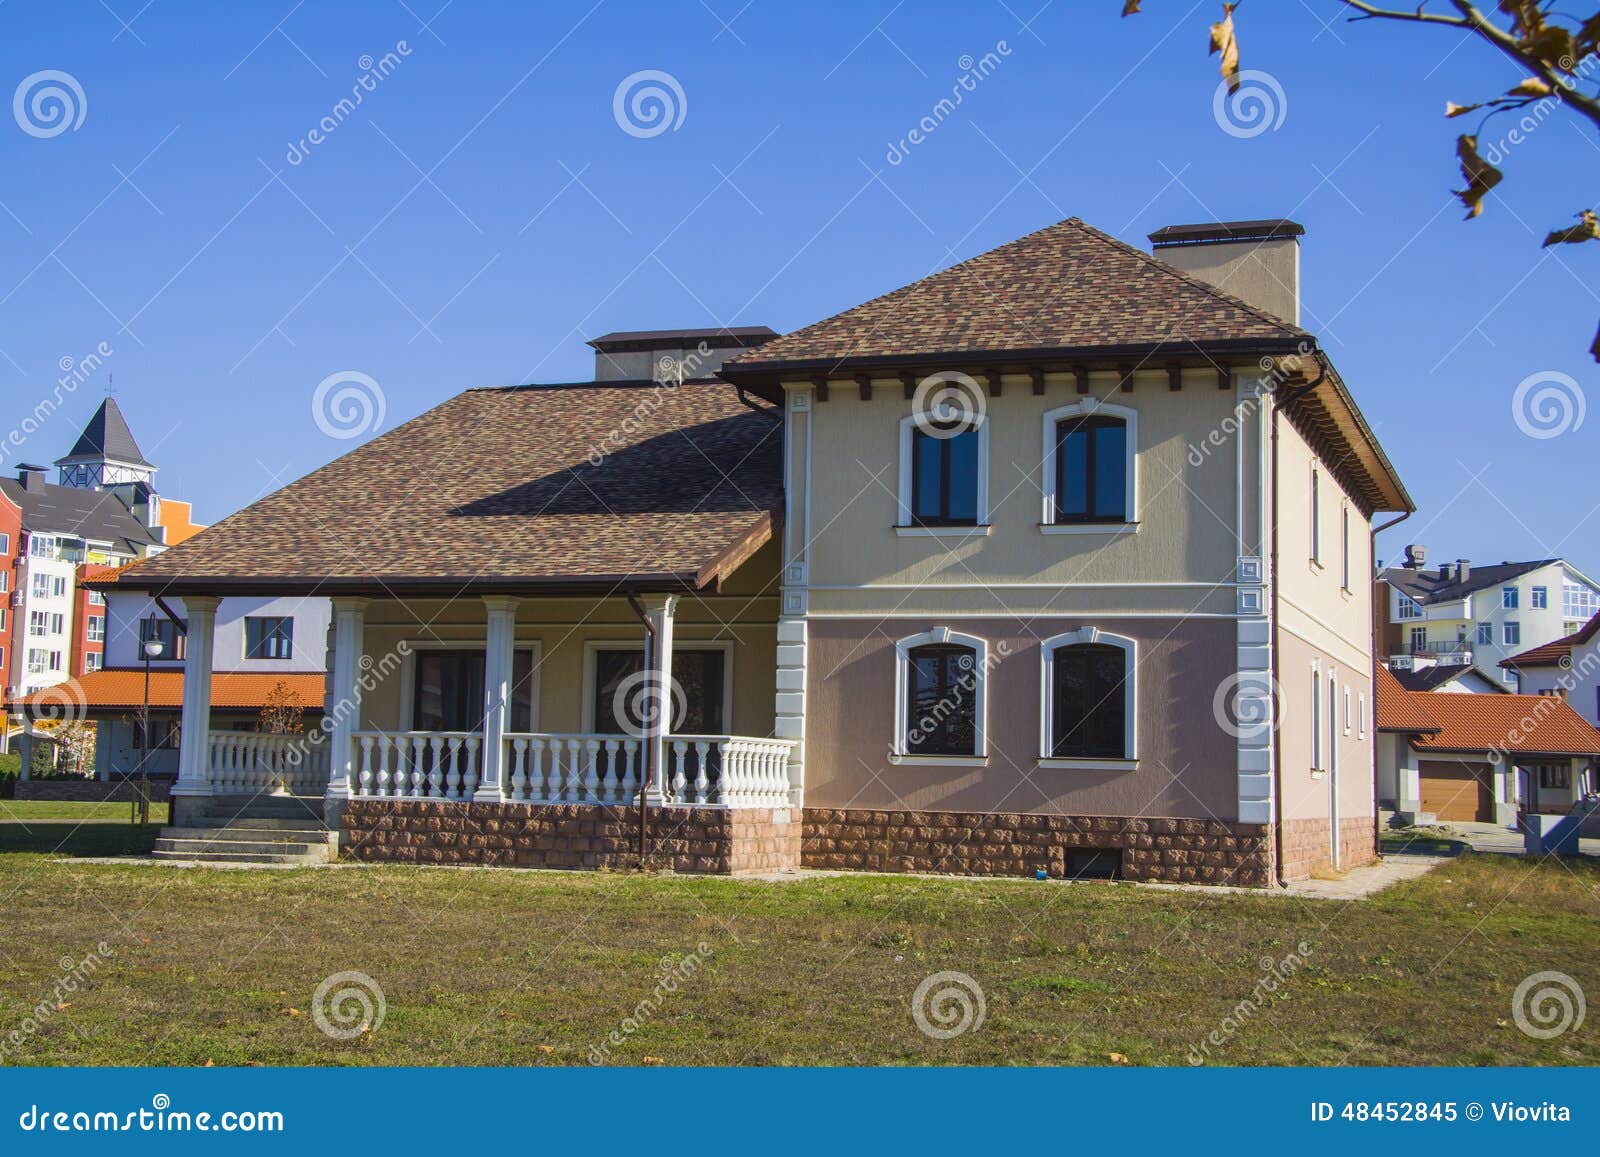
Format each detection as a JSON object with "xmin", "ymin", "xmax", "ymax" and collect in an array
[
  {"xmin": 348, "ymin": 730, "xmax": 794, "ymax": 808},
  {"xmin": 207, "ymin": 731, "xmax": 331, "ymax": 796},
  {"xmin": 351, "ymin": 732, "xmax": 482, "ymax": 800}
]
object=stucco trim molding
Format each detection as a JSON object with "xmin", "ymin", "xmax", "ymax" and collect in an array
[
  {"xmin": 1039, "ymin": 399, "xmax": 1140, "ymax": 529},
  {"xmin": 891, "ymin": 627, "xmax": 989, "ymax": 760},
  {"xmin": 1037, "ymin": 627, "xmax": 1138, "ymax": 763}
]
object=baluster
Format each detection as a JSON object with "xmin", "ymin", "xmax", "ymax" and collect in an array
[
  {"xmin": 378, "ymin": 736, "xmax": 394, "ymax": 797},
  {"xmin": 409, "ymin": 737, "xmax": 427, "ymax": 798},
  {"xmin": 445, "ymin": 737, "xmax": 463, "ymax": 800},
  {"xmin": 583, "ymin": 740, "xmax": 601, "ymax": 802},
  {"xmin": 619, "ymin": 739, "xmax": 637, "ymax": 801},
  {"xmin": 670, "ymin": 740, "xmax": 688, "ymax": 804},
  {"xmin": 510, "ymin": 738, "xmax": 528, "ymax": 801},
  {"xmin": 601, "ymin": 740, "xmax": 619, "ymax": 802},
  {"xmin": 530, "ymin": 739, "xmax": 547, "ymax": 800},
  {"xmin": 359, "ymin": 736, "xmax": 375, "ymax": 796},
  {"xmin": 427, "ymin": 737, "xmax": 445, "ymax": 798},
  {"xmin": 693, "ymin": 741, "xmax": 712, "ymax": 805},
  {"xmin": 463, "ymin": 738, "xmax": 480, "ymax": 798}
]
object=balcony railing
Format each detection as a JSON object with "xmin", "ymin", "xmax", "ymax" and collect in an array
[{"xmin": 354, "ymin": 731, "xmax": 483, "ymax": 800}]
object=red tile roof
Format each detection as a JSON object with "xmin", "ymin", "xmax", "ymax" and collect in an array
[
  {"xmin": 1375, "ymin": 666, "xmax": 1441, "ymax": 734},
  {"xmin": 1410, "ymin": 691, "xmax": 1600, "ymax": 757},
  {"xmin": 1501, "ymin": 612, "xmax": 1600, "ymax": 669},
  {"xmin": 19, "ymin": 671, "xmax": 326, "ymax": 713}
]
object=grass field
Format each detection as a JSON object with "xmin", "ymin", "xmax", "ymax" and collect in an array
[{"xmin": 0, "ymin": 811, "xmax": 1595, "ymax": 1067}]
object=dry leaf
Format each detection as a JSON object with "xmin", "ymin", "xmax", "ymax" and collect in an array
[
  {"xmin": 1121, "ymin": 0, "xmax": 1142, "ymax": 14},
  {"xmin": 1453, "ymin": 134, "xmax": 1502, "ymax": 219},
  {"xmin": 203, "ymin": 1059, "xmax": 215, "ymax": 1067},
  {"xmin": 537, "ymin": 1045, "xmax": 555, "ymax": 1054},
  {"xmin": 54, "ymin": 1002, "xmax": 70, "ymax": 1012},
  {"xmin": 1523, "ymin": 25, "xmax": 1577, "ymax": 72},
  {"xmin": 1445, "ymin": 101, "xmax": 1482, "ymax": 118},
  {"xmin": 1209, "ymin": 3, "xmax": 1241, "ymax": 93},
  {"xmin": 1542, "ymin": 209, "xmax": 1600, "ymax": 247},
  {"xmin": 1109, "ymin": 1052, "xmax": 1130, "ymax": 1064},
  {"xmin": 1506, "ymin": 77, "xmax": 1552, "ymax": 97},
  {"xmin": 284, "ymin": 1007, "xmax": 302, "ymax": 1017},
  {"xmin": 642, "ymin": 1055, "xmax": 666, "ymax": 1066}
]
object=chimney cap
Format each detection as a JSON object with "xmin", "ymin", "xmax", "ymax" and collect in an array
[
  {"xmin": 586, "ymin": 326, "xmax": 778, "ymax": 353},
  {"xmin": 1148, "ymin": 219, "xmax": 1305, "ymax": 248},
  {"xmin": 1403, "ymin": 543, "xmax": 1428, "ymax": 569}
]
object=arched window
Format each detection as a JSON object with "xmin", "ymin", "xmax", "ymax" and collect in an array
[
  {"xmin": 1040, "ymin": 629, "xmax": 1136, "ymax": 764},
  {"xmin": 892, "ymin": 628, "xmax": 988, "ymax": 762},
  {"xmin": 1041, "ymin": 401, "xmax": 1137, "ymax": 530}
]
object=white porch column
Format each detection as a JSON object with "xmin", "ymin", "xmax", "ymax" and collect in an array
[
  {"xmin": 17, "ymin": 728, "xmax": 33, "ymax": 781},
  {"xmin": 173, "ymin": 596, "xmax": 220, "ymax": 799},
  {"xmin": 640, "ymin": 594, "xmax": 678, "ymax": 806},
  {"xmin": 475, "ymin": 596, "xmax": 519, "ymax": 803},
  {"xmin": 325, "ymin": 598, "xmax": 369, "ymax": 806}
]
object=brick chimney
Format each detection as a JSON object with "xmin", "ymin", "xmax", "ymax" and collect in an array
[{"xmin": 1148, "ymin": 220, "xmax": 1303, "ymax": 327}]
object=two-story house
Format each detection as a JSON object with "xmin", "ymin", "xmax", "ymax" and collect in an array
[
  {"xmin": 1377, "ymin": 548, "xmax": 1600, "ymax": 688},
  {"xmin": 1503, "ymin": 611, "xmax": 1600, "ymax": 729},
  {"xmin": 99, "ymin": 215, "xmax": 1411, "ymax": 885}
]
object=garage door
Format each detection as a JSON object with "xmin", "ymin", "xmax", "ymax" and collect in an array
[{"xmin": 1418, "ymin": 760, "xmax": 1493, "ymax": 822}]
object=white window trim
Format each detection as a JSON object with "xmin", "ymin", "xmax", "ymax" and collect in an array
[
  {"xmin": 1038, "ymin": 627, "xmax": 1137, "ymax": 769},
  {"xmin": 1310, "ymin": 661, "xmax": 1323, "ymax": 775},
  {"xmin": 1038, "ymin": 399, "xmax": 1139, "ymax": 533},
  {"xmin": 577, "ymin": 638, "xmax": 734, "ymax": 735},
  {"xmin": 890, "ymin": 627, "xmax": 989, "ymax": 765},
  {"xmin": 398, "ymin": 640, "xmax": 545, "ymax": 733},
  {"xmin": 1357, "ymin": 691, "xmax": 1367, "ymax": 740},
  {"xmin": 896, "ymin": 413, "xmax": 990, "ymax": 529},
  {"xmin": 1309, "ymin": 466, "xmax": 1322, "ymax": 567},
  {"xmin": 1343, "ymin": 686, "xmax": 1352, "ymax": 736}
]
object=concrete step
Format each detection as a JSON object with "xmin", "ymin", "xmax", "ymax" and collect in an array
[
  {"xmin": 151, "ymin": 848, "xmax": 330, "ymax": 866},
  {"xmin": 162, "ymin": 826, "xmax": 337, "ymax": 846},
  {"xmin": 155, "ymin": 835, "xmax": 330, "ymax": 857},
  {"xmin": 177, "ymin": 816, "xmax": 334, "ymax": 833}
]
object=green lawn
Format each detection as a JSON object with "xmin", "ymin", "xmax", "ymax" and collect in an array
[{"xmin": 0, "ymin": 833, "xmax": 1594, "ymax": 1067}]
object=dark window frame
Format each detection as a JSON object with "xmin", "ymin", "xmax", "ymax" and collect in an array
[
  {"xmin": 903, "ymin": 642, "xmax": 981, "ymax": 757},
  {"xmin": 244, "ymin": 615, "xmax": 294, "ymax": 661},
  {"xmin": 1052, "ymin": 414, "xmax": 1128, "ymax": 525},
  {"xmin": 908, "ymin": 424, "xmax": 981, "ymax": 528},
  {"xmin": 1049, "ymin": 642, "xmax": 1129, "ymax": 759}
]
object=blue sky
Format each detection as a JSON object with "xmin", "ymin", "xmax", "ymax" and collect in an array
[{"xmin": 1, "ymin": 0, "xmax": 1595, "ymax": 577}]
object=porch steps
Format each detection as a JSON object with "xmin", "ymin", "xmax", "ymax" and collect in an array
[{"xmin": 153, "ymin": 795, "xmax": 335, "ymax": 866}]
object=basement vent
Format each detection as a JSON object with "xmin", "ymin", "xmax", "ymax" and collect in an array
[{"xmin": 1064, "ymin": 849, "xmax": 1122, "ymax": 881}]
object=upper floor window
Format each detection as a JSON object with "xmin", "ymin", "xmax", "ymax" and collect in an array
[
  {"xmin": 1563, "ymin": 581, "xmax": 1598, "ymax": 621},
  {"xmin": 1396, "ymin": 595, "xmax": 1423, "ymax": 620},
  {"xmin": 141, "ymin": 615, "xmax": 187, "ymax": 660},
  {"xmin": 1040, "ymin": 628, "xmax": 1135, "ymax": 764},
  {"xmin": 1477, "ymin": 622, "xmax": 1492, "ymax": 645},
  {"xmin": 1502, "ymin": 586, "xmax": 1519, "ymax": 609},
  {"xmin": 898, "ymin": 415, "xmax": 987, "ymax": 530},
  {"xmin": 86, "ymin": 616, "xmax": 105, "ymax": 643},
  {"xmin": 1503, "ymin": 621, "xmax": 1521, "ymax": 646},
  {"xmin": 1340, "ymin": 506, "xmax": 1351, "ymax": 590},
  {"xmin": 0, "ymin": 533, "xmax": 9, "ymax": 555},
  {"xmin": 87, "ymin": 590, "xmax": 105, "ymax": 606},
  {"xmin": 1531, "ymin": 586, "xmax": 1548, "ymax": 609},
  {"xmin": 245, "ymin": 616, "xmax": 294, "ymax": 661},
  {"xmin": 1041, "ymin": 402, "xmax": 1136, "ymax": 530},
  {"xmin": 84, "ymin": 652, "xmax": 103, "ymax": 673},
  {"xmin": 892, "ymin": 629, "xmax": 987, "ymax": 761}
]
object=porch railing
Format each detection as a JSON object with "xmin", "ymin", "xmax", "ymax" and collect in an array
[
  {"xmin": 207, "ymin": 732, "xmax": 330, "ymax": 795},
  {"xmin": 345, "ymin": 730, "xmax": 795, "ymax": 807},
  {"xmin": 354, "ymin": 731, "xmax": 483, "ymax": 800}
]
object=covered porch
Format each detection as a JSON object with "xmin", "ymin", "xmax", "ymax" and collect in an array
[{"xmin": 169, "ymin": 584, "xmax": 799, "ymax": 822}]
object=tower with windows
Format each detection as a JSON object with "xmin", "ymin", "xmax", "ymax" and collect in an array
[{"xmin": 54, "ymin": 399, "xmax": 157, "ymax": 491}]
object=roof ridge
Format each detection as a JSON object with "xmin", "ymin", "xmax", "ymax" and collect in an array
[{"xmin": 1061, "ymin": 217, "xmax": 1305, "ymax": 339}]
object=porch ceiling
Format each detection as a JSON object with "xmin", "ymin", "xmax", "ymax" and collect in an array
[{"xmin": 99, "ymin": 381, "xmax": 783, "ymax": 599}]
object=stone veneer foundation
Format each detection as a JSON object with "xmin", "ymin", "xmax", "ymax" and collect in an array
[
  {"xmin": 342, "ymin": 800, "xmax": 801, "ymax": 875},
  {"xmin": 341, "ymin": 801, "xmax": 1376, "ymax": 889},
  {"xmin": 801, "ymin": 808, "xmax": 1275, "ymax": 887},
  {"xmin": 1280, "ymin": 816, "xmax": 1378, "ymax": 881}
]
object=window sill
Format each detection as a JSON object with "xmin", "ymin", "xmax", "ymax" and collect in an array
[
  {"xmin": 1038, "ymin": 522, "xmax": 1137, "ymax": 536},
  {"xmin": 894, "ymin": 524, "xmax": 992, "ymax": 538},
  {"xmin": 1039, "ymin": 757, "xmax": 1137, "ymax": 771},
  {"xmin": 1309, "ymin": 558, "xmax": 1325, "ymax": 573},
  {"xmin": 888, "ymin": 753, "xmax": 988, "ymax": 767}
]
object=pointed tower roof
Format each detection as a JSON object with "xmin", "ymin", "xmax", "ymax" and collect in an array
[{"xmin": 55, "ymin": 398, "xmax": 153, "ymax": 468}]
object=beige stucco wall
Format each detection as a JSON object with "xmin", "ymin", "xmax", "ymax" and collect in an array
[
  {"xmin": 350, "ymin": 540, "xmax": 782, "ymax": 737},
  {"xmin": 804, "ymin": 616, "xmax": 1239, "ymax": 818},
  {"xmin": 796, "ymin": 368, "xmax": 1243, "ymax": 601},
  {"xmin": 1274, "ymin": 415, "xmax": 1376, "ymax": 825}
]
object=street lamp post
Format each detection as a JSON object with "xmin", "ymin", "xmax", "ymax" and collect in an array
[{"xmin": 138, "ymin": 637, "xmax": 164, "ymax": 824}]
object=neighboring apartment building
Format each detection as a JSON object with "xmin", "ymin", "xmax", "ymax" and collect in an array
[
  {"xmin": 0, "ymin": 486, "xmax": 20, "ymax": 743},
  {"xmin": 1377, "ymin": 547, "xmax": 1600, "ymax": 688},
  {"xmin": 1503, "ymin": 612, "xmax": 1600, "ymax": 729},
  {"xmin": 1, "ymin": 399, "xmax": 205, "ymax": 752},
  {"xmin": 103, "ymin": 215, "xmax": 1412, "ymax": 885}
]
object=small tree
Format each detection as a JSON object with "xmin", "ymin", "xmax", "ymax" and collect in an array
[{"xmin": 257, "ymin": 683, "xmax": 306, "ymax": 736}]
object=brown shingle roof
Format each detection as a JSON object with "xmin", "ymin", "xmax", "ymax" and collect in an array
[
  {"xmin": 1501, "ymin": 611, "xmax": 1600, "ymax": 669},
  {"xmin": 1375, "ymin": 666, "xmax": 1441, "ymax": 734},
  {"xmin": 723, "ymin": 217, "xmax": 1306, "ymax": 372},
  {"xmin": 1410, "ymin": 691, "xmax": 1600, "ymax": 757},
  {"xmin": 107, "ymin": 381, "xmax": 782, "ymax": 596}
]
